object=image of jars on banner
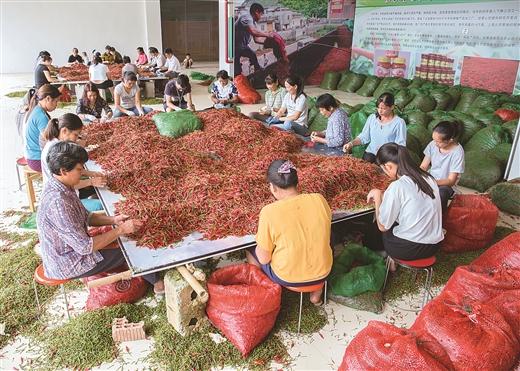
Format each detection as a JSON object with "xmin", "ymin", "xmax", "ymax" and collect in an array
[
  {"xmin": 415, "ymin": 53, "xmax": 457, "ymax": 86},
  {"xmin": 373, "ymin": 49, "xmax": 411, "ymax": 79}
]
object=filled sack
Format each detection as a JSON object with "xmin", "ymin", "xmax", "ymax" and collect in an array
[{"xmin": 234, "ymin": 74, "xmax": 261, "ymax": 104}]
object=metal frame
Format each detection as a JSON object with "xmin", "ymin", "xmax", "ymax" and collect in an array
[
  {"xmin": 33, "ymin": 280, "xmax": 70, "ymax": 320},
  {"xmin": 294, "ymin": 281, "xmax": 328, "ymax": 333}
]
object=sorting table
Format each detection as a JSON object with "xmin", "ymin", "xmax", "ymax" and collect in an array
[{"xmin": 86, "ymin": 159, "xmax": 374, "ymax": 277}]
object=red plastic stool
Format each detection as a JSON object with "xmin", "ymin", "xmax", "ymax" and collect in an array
[
  {"xmin": 33, "ymin": 264, "xmax": 72, "ymax": 319},
  {"xmin": 383, "ymin": 256, "xmax": 436, "ymax": 309},
  {"xmin": 286, "ymin": 281, "xmax": 327, "ymax": 333}
]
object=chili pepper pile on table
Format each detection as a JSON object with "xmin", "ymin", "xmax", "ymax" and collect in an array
[
  {"xmin": 58, "ymin": 64, "xmax": 155, "ymax": 82},
  {"xmin": 84, "ymin": 109, "xmax": 388, "ymax": 248}
]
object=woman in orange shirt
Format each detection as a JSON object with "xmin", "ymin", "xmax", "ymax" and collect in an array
[{"xmin": 246, "ymin": 159, "xmax": 333, "ymax": 304}]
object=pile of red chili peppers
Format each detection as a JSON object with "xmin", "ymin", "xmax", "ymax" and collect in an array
[
  {"xmin": 58, "ymin": 64, "xmax": 154, "ymax": 82},
  {"xmin": 84, "ymin": 110, "xmax": 388, "ymax": 248}
]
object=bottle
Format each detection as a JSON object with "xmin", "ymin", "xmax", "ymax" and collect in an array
[
  {"xmin": 391, "ymin": 57, "xmax": 406, "ymax": 78},
  {"xmin": 376, "ymin": 57, "xmax": 392, "ymax": 77}
]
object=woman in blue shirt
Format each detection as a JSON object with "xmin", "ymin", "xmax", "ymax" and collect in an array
[
  {"xmin": 24, "ymin": 84, "xmax": 61, "ymax": 172},
  {"xmin": 343, "ymin": 93, "xmax": 406, "ymax": 163}
]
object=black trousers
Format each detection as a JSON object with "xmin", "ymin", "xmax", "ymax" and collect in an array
[
  {"xmin": 234, "ymin": 46, "xmax": 261, "ymax": 76},
  {"xmin": 438, "ymin": 185, "xmax": 454, "ymax": 213},
  {"xmin": 72, "ymin": 248, "xmax": 158, "ymax": 285},
  {"xmin": 364, "ymin": 222, "xmax": 439, "ymax": 260}
]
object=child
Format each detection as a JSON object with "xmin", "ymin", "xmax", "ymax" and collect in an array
[
  {"xmin": 182, "ymin": 53, "xmax": 193, "ymax": 68},
  {"xmin": 209, "ymin": 70, "xmax": 239, "ymax": 109}
]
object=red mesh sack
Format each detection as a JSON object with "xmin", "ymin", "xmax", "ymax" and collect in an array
[
  {"xmin": 206, "ymin": 264, "xmax": 281, "ymax": 357},
  {"xmin": 234, "ymin": 75, "xmax": 261, "ymax": 104},
  {"xmin": 442, "ymin": 264, "xmax": 520, "ymax": 302},
  {"xmin": 411, "ymin": 297, "xmax": 519, "ymax": 370},
  {"xmin": 338, "ymin": 321, "xmax": 448, "ymax": 371},
  {"xmin": 472, "ymin": 232, "xmax": 520, "ymax": 268},
  {"xmin": 489, "ymin": 290, "xmax": 520, "ymax": 341},
  {"xmin": 58, "ymin": 85, "xmax": 72, "ymax": 102},
  {"xmin": 495, "ymin": 108, "xmax": 520, "ymax": 122},
  {"xmin": 84, "ymin": 273, "xmax": 148, "ymax": 310},
  {"xmin": 442, "ymin": 194, "xmax": 498, "ymax": 253}
]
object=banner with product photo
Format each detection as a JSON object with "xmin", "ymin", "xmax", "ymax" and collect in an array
[
  {"xmin": 233, "ymin": 0, "xmax": 355, "ymax": 88},
  {"xmin": 351, "ymin": 0, "xmax": 520, "ymax": 94}
]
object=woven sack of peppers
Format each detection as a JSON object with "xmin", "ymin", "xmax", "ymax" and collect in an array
[{"xmin": 152, "ymin": 110, "xmax": 202, "ymax": 138}]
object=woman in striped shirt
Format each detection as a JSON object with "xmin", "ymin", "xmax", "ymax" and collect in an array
[{"xmin": 249, "ymin": 72, "xmax": 286, "ymax": 123}]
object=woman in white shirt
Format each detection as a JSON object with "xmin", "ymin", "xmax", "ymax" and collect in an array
[
  {"xmin": 88, "ymin": 56, "xmax": 114, "ymax": 97},
  {"xmin": 420, "ymin": 121, "xmax": 465, "ymax": 212},
  {"xmin": 367, "ymin": 143, "xmax": 443, "ymax": 261},
  {"xmin": 343, "ymin": 93, "xmax": 406, "ymax": 163},
  {"xmin": 113, "ymin": 71, "xmax": 152, "ymax": 118},
  {"xmin": 270, "ymin": 75, "xmax": 309, "ymax": 136}
]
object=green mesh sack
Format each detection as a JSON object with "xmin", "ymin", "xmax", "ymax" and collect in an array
[
  {"xmin": 407, "ymin": 124, "xmax": 431, "ymax": 148},
  {"xmin": 405, "ymin": 94, "xmax": 436, "ymax": 113},
  {"xmin": 470, "ymin": 94, "xmax": 500, "ymax": 111},
  {"xmin": 342, "ymin": 73, "xmax": 367, "ymax": 93},
  {"xmin": 386, "ymin": 78, "xmax": 410, "ymax": 91},
  {"xmin": 329, "ymin": 243, "xmax": 386, "ymax": 297},
  {"xmin": 356, "ymin": 76, "xmax": 382, "ymax": 97},
  {"xmin": 320, "ymin": 71, "xmax": 341, "ymax": 90},
  {"xmin": 404, "ymin": 110, "xmax": 432, "ymax": 127},
  {"xmin": 430, "ymin": 90, "xmax": 452, "ymax": 111},
  {"xmin": 489, "ymin": 143, "xmax": 512, "ymax": 166},
  {"xmin": 19, "ymin": 213, "xmax": 37, "ymax": 229},
  {"xmin": 372, "ymin": 77, "xmax": 393, "ymax": 99},
  {"xmin": 455, "ymin": 89, "xmax": 480, "ymax": 112},
  {"xmin": 465, "ymin": 125, "xmax": 511, "ymax": 152},
  {"xmin": 503, "ymin": 120, "xmax": 518, "ymax": 139},
  {"xmin": 190, "ymin": 71, "xmax": 213, "ymax": 80},
  {"xmin": 459, "ymin": 151, "xmax": 504, "ymax": 192},
  {"xmin": 407, "ymin": 78, "xmax": 426, "ymax": 89},
  {"xmin": 500, "ymin": 102, "xmax": 520, "ymax": 112},
  {"xmin": 336, "ymin": 71, "xmax": 355, "ymax": 92},
  {"xmin": 469, "ymin": 107, "xmax": 495, "ymax": 119},
  {"xmin": 361, "ymin": 100, "xmax": 377, "ymax": 116},
  {"xmin": 308, "ymin": 111, "xmax": 328, "ymax": 132},
  {"xmin": 349, "ymin": 111, "xmax": 369, "ymax": 158},
  {"xmin": 477, "ymin": 113, "xmax": 503, "ymax": 127},
  {"xmin": 394, "ymin": 89, "xmax": 414, "ymax": 110},
  {"xmin": 153, "ymin": 110, "xmax": 202, "ymax": 138},
  {"xmin": 488, "ymin": 180, "xmax": 520, "ymax": 216},
  {"xmin": 445, "ymin": 86, "xmax": 462, "ymax": 110},
  {"xmin": 328, "ymin": 290, "xmax": 383, "ymax": 314},
  {"xmin": 406, "ymin": 134, "xmax": 423, "ymax": 159}
]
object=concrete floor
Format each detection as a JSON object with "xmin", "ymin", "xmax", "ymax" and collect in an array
[{"xmin": 0, "ymin": 63, "xmax": 518, "ymax": 370}]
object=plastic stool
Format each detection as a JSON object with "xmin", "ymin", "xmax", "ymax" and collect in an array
[
  {"xmin": 286, "ymin": 281, "xmax": 327, "ymax": 333},
  {"xmin": 23, "ymin": 166, "xmax": 41, "ymax": 212},
  {"xmin": 383, "ymin": 256, "xmax": 436, "ymax": 308},
  {"xmin": 15, "ymin": 157, "xmax": 27, "ymax": 190},
  {"xmin": 33, "ymin": 264, "xmax": 71, "ymax": 319}
]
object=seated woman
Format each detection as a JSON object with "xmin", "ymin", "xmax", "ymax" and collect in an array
[
  {"xmin": 88, "ymin": 56, "xmax": 114, "ymax": 97},
  {"xmin": 113, "ymin": 72, "xmax": 152, "ymax": 117},
  {"xmin": 343, "ymin": 93, "xmax": 406, "ymax": 163},
  {"xmin": 135, "ymin": 47, "xmax": 148, "ymax": 66},
  {"xmin": 40, "ymin": 113, "xmax": 105, "ymax": 212},
  {"xmin": 367, "ymin": 143, "xmax": 443, "ymax": 263},
  {"xmin": 164, "ymin": 74, "xmax": 195, "ymax": 111},
  {"xmin": 24, "ymin": 85, "xmax": 61, "ymax": 172},
  {"xmin": 37, "ymin": 141, "xmax": 164, "ymax": 294},
  {"xmin": 269, "ymin": 75, "xmax": 309, "ymax": 136},
  {"xmin": 110, "ymin": 46, "xmax": 123, "ymax": 64},
  {"xmin": 101, "ymin": 45, "xmax": 115, "ymax": 64},
  {"xmin": 310, "ymin": 93, "xmax": 352, "ymax": 152},
  {"xmin": 76, "ymin": 82, "xmax": 113, "ymax": 123},
  {"xmin": 246, "ymin": 159, "xmax": 333, "ymax": 304},
  {"xmin": 67, "ymin": 48, "xmax": 84, "ymax": 64},
  {"xmin": 35, "ymin": 54, "xmax": 57, "ymax": 88},
  {"xmin": 420, "ymin": 121, "xmax": 465, "ymax": 212},
  {"xmin": 209, "ymin": 70, "xmax": 239, "ymax": 109},
  {"xmin": 248, "ymin": 72, "xmax": 286, "ymax": 124},
  {"xmin": 121, "ymin": 56, "xmax": 138, "ymax": 76}
]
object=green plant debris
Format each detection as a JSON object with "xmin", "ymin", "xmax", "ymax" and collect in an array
[
  {"xmin": 141, "ymin": 97, "xmax": 163, "ymax": 105},
  {"xmin": 384, "ymin": 226, "xmax": 515, "ymax": 301},
  {"xmin": 0, "ymin": 243, "xmax": 55, "ymax": 348},
  {"xmin": 276, "ymin": 289, "xmax": 328, "ymax": 334},
  {"xmin": 0, "ymin": 229, "xmax": 38, "ymax": 250},
  {"xmin": 5, "ymin": 90, "xmax": 27, "ymax": 98},
  {"xmin": 57, "ymin": 99, "xmax": 77, "ymax": 109},
  {"xmin": 17, "ymin": 212, "xmax": 37, "ymax": 230},
  {"xmin": 38, "ymin": 303, "xmax": 151, "ymax": 369},
  {"xmin": 1, "ymin": 209, "xmax": 28, "ymax": 218},
  {"xmin": 150, "ymin": 301, "xmax": 289, "ymax": 371},
  {"xmin": 225, "ymin": 249, "xmax": 246, "ymax": 262}
]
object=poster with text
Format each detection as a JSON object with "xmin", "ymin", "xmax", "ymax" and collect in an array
[
  {"xmin": 351, "ymin": 0, "xmax": 520, "ymax": 94},
  {"xmin": 234, "ymin": 0, "xmax": 355, "ymax": 89}
]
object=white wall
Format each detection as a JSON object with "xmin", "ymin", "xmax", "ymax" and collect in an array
[{"xmin": 0, "ymin": 0, "xmax": 162, "ymax": 74}]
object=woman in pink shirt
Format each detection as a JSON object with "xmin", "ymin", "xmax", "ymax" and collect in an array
[{"xmin": 135, "ymin": 47, "xmax": 148, "ymax": 66}]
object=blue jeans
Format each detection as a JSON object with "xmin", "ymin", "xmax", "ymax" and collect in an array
[
  {"xmin": 113, "ymin": 106, "xmax": 152, "ymax": 118},
  {"xmin": 269, "ymin": 118, "xmax": 309, "ymax": 136},
  {"xmin": 81, "ymin": 198, "xmax": 103, "ymax": 212}
]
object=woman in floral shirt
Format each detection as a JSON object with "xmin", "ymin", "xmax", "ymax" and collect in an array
[{"xmin": 76, "ymin": 82, "xmax": 113, "ymax": 123}]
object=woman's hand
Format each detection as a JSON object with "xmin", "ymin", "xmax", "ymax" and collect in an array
[
  {"xmin": 113, "ymin": 214, "xmax": 129, "ymax": 225},
  {"xmin": 91, "ymin": 176, "xmax": 107, "ymax": 188},
  {"xmin": 343, "ymin": 141, "xmax": 353, "ymax": 153},
  {"xmin": 117, "ymin": 219, "xmax": 143, "ymax": 235},
  {"xmin": 366, "ymin": 189, "xmax": 383, "ymax": 204}
]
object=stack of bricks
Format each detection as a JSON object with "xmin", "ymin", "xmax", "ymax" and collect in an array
[{"xmin": 112, "ymin": 317, "xmax": 146, "ymax": 342}]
